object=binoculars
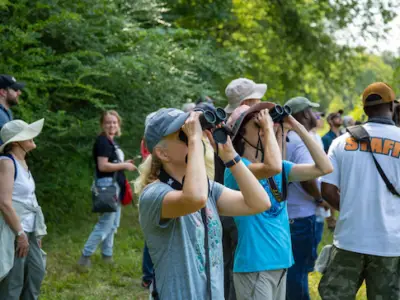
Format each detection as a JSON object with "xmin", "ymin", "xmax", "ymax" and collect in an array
[
  {"xmin": 195, "ymin": 106, "xmax": 229, "ymax": 144},
  {"xmin": 179, "ymin": 106, "xmax": 229, "ymax": 145},
  {"xmin": 269, "ymin": 105, "xmax": 292, "ymax": 123},
  {"xmin": 194, "ymin": 107, "xmax": 227, "ymax": 130}
]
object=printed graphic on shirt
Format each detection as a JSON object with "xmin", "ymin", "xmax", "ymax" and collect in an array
[
  {"xmin": 193, "ymin": 207, "xmax": 222, "ymax": 273},
  {"xmin": 344, "ymin": 137, "xmax": 400, "ymax": 158},
  {"xmin": 260, "ymin": 178, "xmax": 285, "ymax": 217}
]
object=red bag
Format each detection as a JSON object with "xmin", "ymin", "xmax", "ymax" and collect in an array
[{"xmin": 121, "ymin": 179, "xmax": 133, "ymax": 206}]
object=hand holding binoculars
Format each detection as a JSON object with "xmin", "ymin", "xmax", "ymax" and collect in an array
[
  {"xmin": 268, "ymin": 105, "xmax": 292, "ymax": 123},
  {"xmin": 179, "ymin": 104, "xmax": 292, "ymax": 145}
]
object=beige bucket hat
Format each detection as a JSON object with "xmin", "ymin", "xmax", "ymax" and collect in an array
[{"xmin": 0, "ymin": 119, "xmax": 44, "ymax": 153}]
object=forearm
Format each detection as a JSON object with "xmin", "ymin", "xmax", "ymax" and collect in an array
[
  {"xmin": 262, "ymin": 127, "xmax": 282, "ymax": 172},
  {"xmin": 98, "ymin": 162, "xmax": 127, "ymax": 172},
  {"xmin": 0, "ymin": 204, "xmax": 23, "ymax": 234},
  {"xmin": 321, "ymin": 183, "xmax": 340, "ymax": 211},
  {"xmin": 276, "ymin": 128, "xmax": 287, "ymax": 160},
  {"xmin": 182, "ymin": 138, "xmax": 208, "ymax": 204},
  {"xmin": 295, "ymin": 125, "xmax": 332, "ymax": 173},
  {"xmin": 300, "ymin": 180, "xmax": 321, "ymax": 199},
  {"xmin": 230, "ymin": 162, "xmax": 270, "ymax": 211}
]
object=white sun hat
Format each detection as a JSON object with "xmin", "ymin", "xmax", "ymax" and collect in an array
[{"xmin": 0, "ymin": 119, "xmax": 44, "ymax": 153}]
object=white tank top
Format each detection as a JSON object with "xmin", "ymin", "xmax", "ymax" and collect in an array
[{"xmin": 0, "ymin": 156, "xmax": 38, "ymax": 232}]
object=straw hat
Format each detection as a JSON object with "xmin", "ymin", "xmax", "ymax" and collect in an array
[{"xmin": 0, "ymin": 119, "xmax": 44, "ymax": 153}]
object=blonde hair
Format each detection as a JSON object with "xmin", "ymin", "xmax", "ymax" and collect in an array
[
  {"xmin": 134, "ymin": 154, "xmax": 162, "ymax": 196},
  {"xmin": 100, "ymin": 110, "xmax": 122, "ymax": 137}
]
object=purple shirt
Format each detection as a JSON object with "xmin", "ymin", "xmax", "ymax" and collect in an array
[{"xmin": 286, "ymin": 131, "xmax": 318, "ymax": 219}]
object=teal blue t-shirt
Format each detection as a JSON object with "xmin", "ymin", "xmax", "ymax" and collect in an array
[{"xmin": 224, "ymin": 158, "xmax": 294, "ymax": 272}]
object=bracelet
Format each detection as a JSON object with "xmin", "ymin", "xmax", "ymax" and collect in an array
[
  {"xmin": 224, "ymin": 155, "xmax": 241, "ymax": 168},
  {"xmin": 17, "ymin": 230, "xmax": 24, "ymax": 237}
]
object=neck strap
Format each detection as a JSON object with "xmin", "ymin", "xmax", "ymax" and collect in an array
[{"xmin": 158, "ymin": 167, "xmax": 184, "ymax": 190}]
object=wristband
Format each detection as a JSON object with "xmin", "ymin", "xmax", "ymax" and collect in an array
[
  {"xmin": 315, "ymin": 198, "xmax": 323, "ymax": 205},
  {"xmin": 224, "ymin": 155, "xmax": 241, "ymax": 168}
]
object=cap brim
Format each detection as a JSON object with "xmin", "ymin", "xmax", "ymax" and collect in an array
[
  {"xmin": 0, "ymin": 119, "xmax": 44, "ymax": 153},
  {"xmin": 10, "ymin": 82, "xmax": 25, "ymax": 90},
  {"xmin": 309, "ymin": 102, "xmax": 320, "ymax": 108},
  {"xmin": 242, "ymin": 83, "xmax": 267, "ymax": 102},
  {"xmin": 231, "ymin": 102, "xmax": 275, "ymax": 141},
  {"xmin": 164, "ymin": 112, "xmax": 190, "ymax": 136}
]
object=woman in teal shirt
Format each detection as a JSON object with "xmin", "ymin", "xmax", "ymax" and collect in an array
[{"xmin": 224, "ymin": 102, "xmax": 333, "ymax": 300}]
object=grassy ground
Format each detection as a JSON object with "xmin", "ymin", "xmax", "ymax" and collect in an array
[{"xmin": 40, "ymin": 206, "xmax": 367, "ymax": 299}]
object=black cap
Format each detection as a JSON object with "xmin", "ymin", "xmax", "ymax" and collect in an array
[{"xmin": 0, "ymin": 75, "xmax": 25, "ymax": 90}]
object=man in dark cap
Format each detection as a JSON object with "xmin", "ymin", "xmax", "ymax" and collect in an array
[{"xmin": 0, "ymin": 74, "xmax": 25, "ymax": 131}]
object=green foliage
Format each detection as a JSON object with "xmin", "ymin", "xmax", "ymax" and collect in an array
[
  {"xmin": 0, "ymin": 0, "xmax": 242, "ymax": 224},
  {"xmin": 163, "ymin": 0, "xmax": 399, "ymax": 109}
]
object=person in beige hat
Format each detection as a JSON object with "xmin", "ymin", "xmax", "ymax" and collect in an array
[
  {"xmin": 0, "ymin": 118, "xmax": 47, "ymax": 299},
  {"xmin": 222, "ymin": 79, "xmax": 267, "ymax": 300},
  {"xmin": 225, "ymin": 78, "xmax": 267, "ymax": 114}
]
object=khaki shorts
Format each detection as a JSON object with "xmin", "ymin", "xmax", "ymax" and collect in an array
[{"xmin": 233, "ymin": 269, "xmax": 287, "ymax": 300}]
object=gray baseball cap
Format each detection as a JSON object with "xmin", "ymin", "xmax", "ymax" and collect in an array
[
  {"xmin": 285, "ymin": 96, "xmax": 320, "ymax": 114},
  {"xmin": 144, "ymin": 108, "xmax": 190, "ymax": 153},
  {"xmin": 145, "ymin": 111, "xmax": 157, "ymax": 127},
  {"xmin": 225, "ymin": 78, "xmax": 267, "ymax": 113}
]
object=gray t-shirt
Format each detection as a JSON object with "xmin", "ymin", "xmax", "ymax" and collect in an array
[{"xmin": 139, "ymin": 180, "xmax": 225, "ymax": 300}]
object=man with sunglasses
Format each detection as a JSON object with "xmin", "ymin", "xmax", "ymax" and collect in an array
[
  {"xmin": 0, "ymin": 75, "xmax": 25, "ymax": 135},
  {"xmin": 322, "ymin": 110, "xmax": 343, "ymax": 153}
]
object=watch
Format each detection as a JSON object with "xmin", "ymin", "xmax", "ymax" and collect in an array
[{"xmin": 224, "ymin": 155, "xmax": 241, "ymax": 168}]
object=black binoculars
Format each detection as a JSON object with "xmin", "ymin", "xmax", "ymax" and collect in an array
[
  {"xmin": 194, "ymin": 107, "xmax": 227, "ymax": 130},
  {"xmin": 269, "ymin": 105, "xmax": 292, "ymax": 123},
  {"xmin": 179, "ymin": 106, "xmax": 230, "ymax": 145},
  {"xmin": 196, "ymin": 107, "xmax": 229, "ymax": 144}
]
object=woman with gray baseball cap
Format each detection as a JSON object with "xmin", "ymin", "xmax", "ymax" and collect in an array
[
  {"xmin": 0, "ymin": 118, "xmax": 47, "ymax": 299},
  {"xmin": 134, "ymin": 107, "xmax": 271, "ymax": 300}
]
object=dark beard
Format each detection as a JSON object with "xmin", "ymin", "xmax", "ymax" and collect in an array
[{"xmin": 6, "ymin": 95, "xmax": 18, "ymax": 107}]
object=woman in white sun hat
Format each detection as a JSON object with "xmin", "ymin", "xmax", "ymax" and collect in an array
[{"xmin": 0, "ymin": 118, "xmax": 47, "ymax": 300}]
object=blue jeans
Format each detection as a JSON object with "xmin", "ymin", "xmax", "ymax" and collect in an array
[
  {"xmin": 286, "ymin": 215, "xmax": 317, "ymax": 300},
  {"xmin": 315, "ymin": 219, "xmax": 324, "ymax": 249},
  {"xmin": 142, "ymin": 244, "xmax": 154, "ymax": 283},
  {"xmin": 82, "ymin": 203, "xmax": 121, "ymax": 257}
]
